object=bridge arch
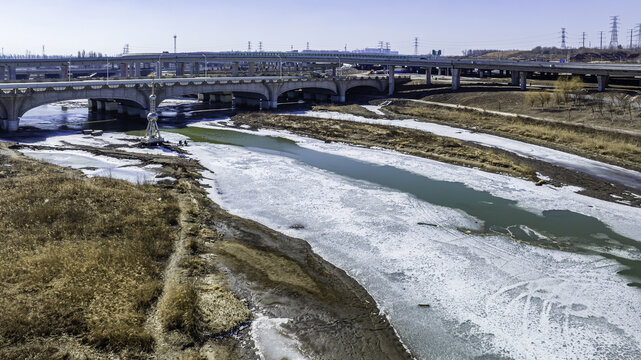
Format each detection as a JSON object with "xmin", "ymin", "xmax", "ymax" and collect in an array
[
  {"xmin": 274, "ymin": 80, "xmax": 339, "ymax": 100},
  {"xmin": 155, "ymin": 82, "xmax": 270, "ymax": 106},
  {"xmin": 15, "ymin": 86, "xmax": 149, "ymax": 118}
]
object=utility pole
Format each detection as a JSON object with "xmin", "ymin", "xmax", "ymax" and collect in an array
[
  {"xmin": 582, "ymin": 32, "xmax": 586, "ymax": 48},
  {"xmin": 600, "ymin": 31, "xmax": 604, "ymax": 49},
  {"xmin": 630, "ymin": 28, "xmax": 634, "ymax": 49},
  {"xmin": 561, "ymin": 28, "xmax": 567, "ymax": 49},
  {"xmin": 414, "ymin": 37, "xmax": 419, "ymax": 55},
  {"xmin": 609, "ymin": 16, "xmax": 619, "ymax": 48}
]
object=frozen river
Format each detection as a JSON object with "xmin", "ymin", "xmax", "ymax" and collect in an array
[{"xmin": 9, "ymin": 102, "xmax": 641, "ymax": 359}]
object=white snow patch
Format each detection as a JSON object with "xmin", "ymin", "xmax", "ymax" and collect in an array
[
  {"xmin": 250, "ymin": 314, "xmax": 308, "ymax": 360},
  {"xmin": 361, "ymin": 105, "xmax": 386, "ymax": 116},
  {"xmin": 20, "ymin": 149, "xmax": 161, "ymax": 184}
]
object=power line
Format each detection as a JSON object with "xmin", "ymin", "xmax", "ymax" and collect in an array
[{"xmin": 609, "ymin": 16, "xmax": 619, "ymax": 48}]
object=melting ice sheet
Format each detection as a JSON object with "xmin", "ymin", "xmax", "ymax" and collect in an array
[
  {"xmin": 251, "ymin": 315, "xmax": 308, "ymax": 360},
  {"xmin": 188, "ymin": 131, "xmax": 641, "ymax": 360},
  {"xmin": 20, "ymin": 149, "xmax": 162, "ymax": 184}
]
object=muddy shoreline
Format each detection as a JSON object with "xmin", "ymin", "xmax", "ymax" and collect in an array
[{"xmin": 6, "ymin": 142, "xmax": 412, "ymax": 359}]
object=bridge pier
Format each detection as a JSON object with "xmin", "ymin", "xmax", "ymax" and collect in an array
[
  {"xmin": 60, "ymin": 65, "xmax": 69, "ymax": 80},
  {"xmin": 104, "ymin": 101, "xmax": 118, "ymax": 112},
  {"xmin": 425, "ymin": 67, "xmax": 432, "ymax": 86},
  {"xmin": 0, "ymin": 66, "xmax": 4, "ymax": 81},
  {"xmin": 388, "ymin": 65, "xmax": 395, "ymax": 95},
  {"xmin": 511, "ymin": 71, "xmax": 519, "ymax": 86},
  {"xmin": 120, "ymin": 63, "xmax": 129, "ymax": 78},
  {"xmin": 192, "ymin": 62, "xmax": 200, "ymax": 77},
  {"xmin": 597, "ymin": 75, "xmax": 609, "ymax": 92},
  {"xmin": 87, "ymin": 99, "xmax": 97, "ymax": 112},
  {"xmin": 248, "ymin": 62, "xmax": 255, "ymax": 76},
  {"xmin": 451, "ymin": 68, "xmax": 461, "ymax": 91},
  {"xmin": 1, "ymin": 119, "xmax": 19, "ymax": 132},
  {"xmin": 176, "ymin": 62, "xmax": 185, "ymax": 77},
  {"xmin": 520, "ymin": 71, "xmax": 527, "ymax": 91},
  {"xmin": 479, "ymin": 69, "xmax": 484, "ymax": 78},
  {"xmin": 232, "ymin": 62, "xmax": 239, "ymax": 77}
]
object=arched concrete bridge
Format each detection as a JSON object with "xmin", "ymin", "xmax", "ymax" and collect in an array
[{"xmin": 0, "ymin": 75, "xmax": 389, "ymax": 131}]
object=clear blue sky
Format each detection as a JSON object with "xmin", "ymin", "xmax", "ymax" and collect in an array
[{"xmin": 2, "ymin": 0, "xmax": 640, "ymax": 56}]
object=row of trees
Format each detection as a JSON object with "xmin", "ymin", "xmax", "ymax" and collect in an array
[{"xmin": 524, "ymin": 76, "xmax": 641, "ymax": 123}]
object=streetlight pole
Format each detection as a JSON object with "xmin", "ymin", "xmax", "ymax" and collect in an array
[
  {"xmin": 202, "ymin": 54, "xmax": 207, "ymax": 77},
  {"xmin": 68, "ymin": 59, "xmax": 71, "ymax": 81}
]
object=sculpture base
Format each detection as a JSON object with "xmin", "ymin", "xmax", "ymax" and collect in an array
[{"xmin": 141, "ymin": 137, "xmax": 165, "ymax": 146}]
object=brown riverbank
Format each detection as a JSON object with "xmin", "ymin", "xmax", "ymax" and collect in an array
[{"xmin": 0, "ymin": 141, "xmax": 411, "ymax": 359}]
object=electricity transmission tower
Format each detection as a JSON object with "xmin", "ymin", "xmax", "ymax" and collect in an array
[
  {"xmin": 582, "ymin": 32, "xmax": 586, "ymax": 48},
  {"xmin": 414, "ymin": 37, "xmax": 419, "ymax": 55},
  {"xmin": 561, "ymin": 28, "xmax": 567, "ymax": 49},
  {"xmin": 609, "ymin": 16, "xmax": 619, "ymax": 48},
  {"xmin": 637, "ymin": 24, "xmax": 641, "ymax": 49},
  {"xmin": 258, "ymin": 41, "xmax": 263, "ymax": 52},
  {"xmin": 248, "ymin": 41, "xmax": 251, "ymax": 51}
]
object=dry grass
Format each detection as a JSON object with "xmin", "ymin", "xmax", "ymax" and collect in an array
[
  {"xmin": 413, "ymin": 89, "xmax": 641, "ymax": 132},
  {"xmin": 0, "ymin": 152, "xmax": 179, "ymax": 357},
  {"xmin": 158, "ymin": 281, "xmax": 200, "ymax": 337},
  {"xmin": 385, "ymin": 101, "xmax": 641, "ymax": 171}
]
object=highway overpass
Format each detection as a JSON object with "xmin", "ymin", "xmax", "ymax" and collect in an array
[{"xmin": 2, "ymin": 52, "xmax": 641, "ymax": 92}]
